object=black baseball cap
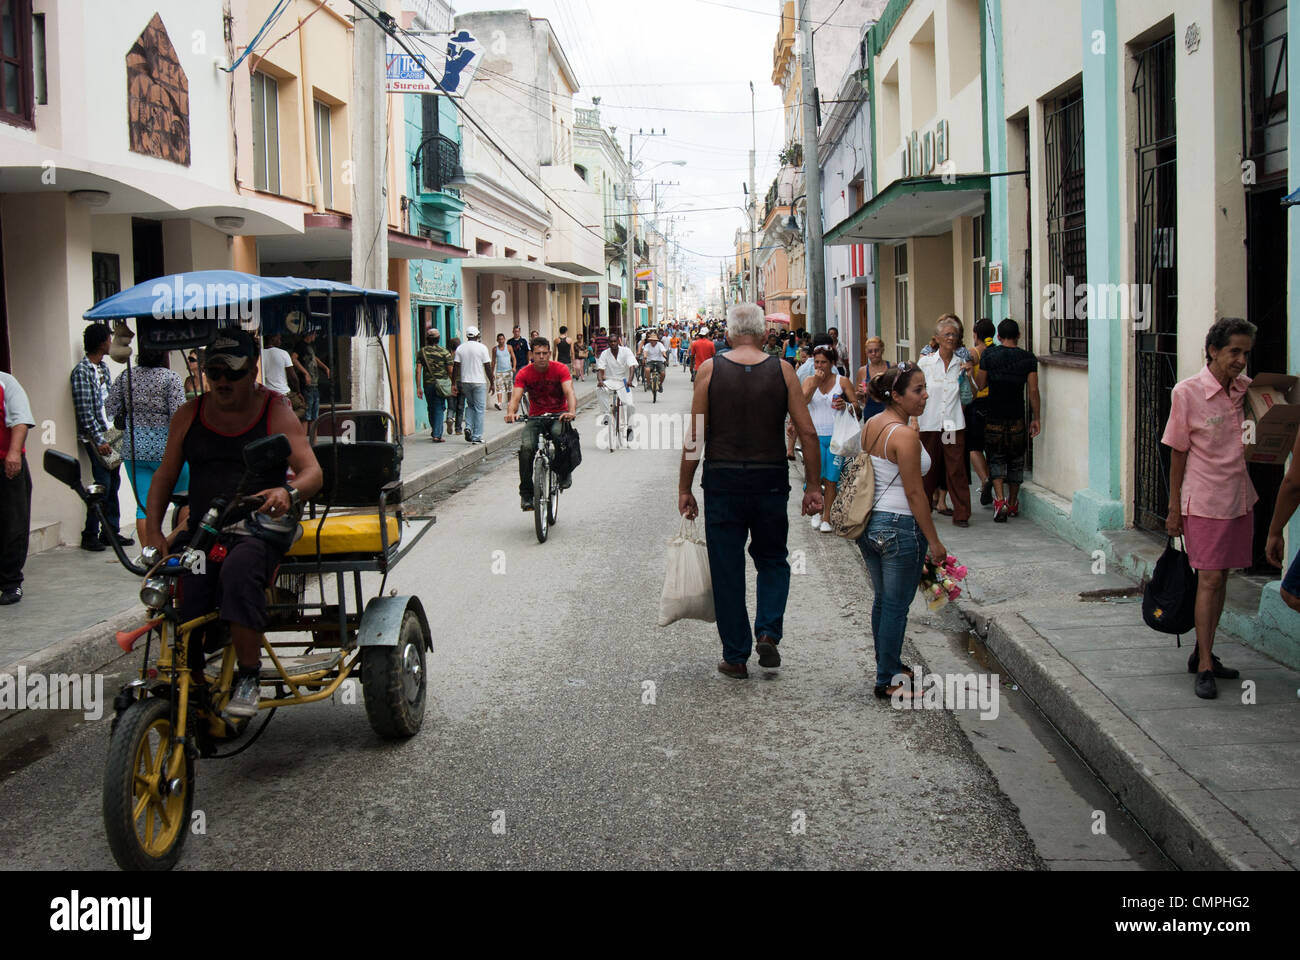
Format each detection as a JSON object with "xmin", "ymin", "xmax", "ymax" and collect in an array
[{"xmin": 206, "ymin": 328, "xmax": 259, "ymax": 371}]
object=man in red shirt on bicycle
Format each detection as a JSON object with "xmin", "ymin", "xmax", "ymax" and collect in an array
[{"xmin": 506, "ymin": 337, "xmax": 577, "ymax": 512}]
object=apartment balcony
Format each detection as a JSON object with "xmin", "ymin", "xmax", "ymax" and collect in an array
[{"xmin": 414, "ymin": 134, "xmax": 465, "ymax": 212}]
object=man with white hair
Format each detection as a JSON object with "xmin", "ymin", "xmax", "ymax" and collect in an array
[{"xmin": 679, "ymin": 303, "xmax": 823, "ymax": 679}]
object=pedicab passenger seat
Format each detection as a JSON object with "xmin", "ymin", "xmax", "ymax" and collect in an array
[{"xmin": 284, "ymin": 418, "xmax": 404, "ymax": 564}]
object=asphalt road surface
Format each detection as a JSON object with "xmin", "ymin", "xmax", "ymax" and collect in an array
[{"xmin": 0, "ymin": 365, "xmax": 1047, "ymax": 870}]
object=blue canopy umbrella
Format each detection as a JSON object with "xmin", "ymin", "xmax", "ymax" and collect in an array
[
  {"xmin": 84, "ymin": 270, "xmax": 399, "ymax": 340},
  {"xmin": 1284, "ymin": 187, "xmax": 1300, "ymax": 207}
]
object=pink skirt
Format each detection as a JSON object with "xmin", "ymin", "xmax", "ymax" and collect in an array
[{"xmin": 1184, "ymin": 510, "xmax": 1254, "ymax": 571}]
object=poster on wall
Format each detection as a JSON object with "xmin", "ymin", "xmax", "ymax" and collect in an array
[
  {"xmin": 386, "ymin": 31, "xmax": 482, "ymax": 96},
  {"xmin": 988, "ymin": 261, "xmax": 1004, "ymax": 296}
]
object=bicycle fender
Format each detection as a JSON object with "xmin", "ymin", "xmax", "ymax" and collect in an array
[{"xmin": 358, "ymin": 595, "xmax": 433, "ymax": 651}]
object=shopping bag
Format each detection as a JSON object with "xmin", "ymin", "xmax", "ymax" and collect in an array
[
  {"xmin": 828, "ymin": 405, "xmax": 862, "ymax": 457},
  {"xmin": 658, "ymin": 518, "xmax": 716, "ymax": 626}
]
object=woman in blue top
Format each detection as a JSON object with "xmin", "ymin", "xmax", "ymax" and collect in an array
[
  {"xmin": 855, "ymin": 336, "xmax": 892, "ymax": 420},
  {"xmin": 493, "ymin": 333, "xmax": 515, "ymax": 411}
]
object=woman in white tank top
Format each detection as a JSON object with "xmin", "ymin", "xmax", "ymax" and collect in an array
[{"xmin": 857, "ymin": 362, "xmax": 948, "ymax": 701}]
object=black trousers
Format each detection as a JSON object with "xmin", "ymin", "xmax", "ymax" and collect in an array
[
  {"xmin": 519, "ymin": 419, "xmax": 572, "ymax": 499},
  {"xmin": 0, "ymin": 455, "xmax": 32, "ymax": 590}
]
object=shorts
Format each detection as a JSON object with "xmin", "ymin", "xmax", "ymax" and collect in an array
[
  {"xmin": 125, "ymin": 459, "xmax": 192, "ymax": 520},
  {"xmin": 1183, "ymin": 510, "xmax": 1254, "ymax": 572},
  {"xmin": 176, "ymin": 534, "xmax": 285, "ymax": 631},
  {"xmin": 818, "ymin": 435, "xmax": 844, "ymax": 484},
  {"xmin": 985, "ymin": 418, "xmax": 1027, "ymax": 484}
]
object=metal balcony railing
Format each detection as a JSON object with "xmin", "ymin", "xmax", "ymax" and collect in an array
[{"xmin": 414, "ymin": 134, "xmax": 460, "ymax": 194}]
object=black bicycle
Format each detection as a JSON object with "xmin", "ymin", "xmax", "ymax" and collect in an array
[
  {"xmin": 525, "ymin": 414, "xmax": 564, "ymax": 543},
  {"xmin": 647, "ymin": 360, "xmax": 664, "ymax": 402}
]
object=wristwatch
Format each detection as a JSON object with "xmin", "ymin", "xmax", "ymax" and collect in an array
[{"xmin": 282, "ymin": 483, "xmax": 302, "ymax": 510}]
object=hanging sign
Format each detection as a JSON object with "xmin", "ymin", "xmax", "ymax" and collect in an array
[{"xmin": 386, "ymin": 31, "xmax": 482, "ymax": 96}]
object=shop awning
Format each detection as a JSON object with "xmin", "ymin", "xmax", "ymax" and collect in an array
[
  {"xmin": 257, "ymin": 213, "xmax": 469, "ymax": 262},
  {"xmin": 767, "ymin": 289, "xmax": 805, "ymax": 303},
  {"xmin": 824, "ymin": 175, "xmax": 991, "ymax": 246},
  {"xmin": 765, "ymin": 313, "xmax": 791, "ymax": 325},
  {"xmin": 459, "ymin": 258, "xmax": 591, "ymax": 283}
]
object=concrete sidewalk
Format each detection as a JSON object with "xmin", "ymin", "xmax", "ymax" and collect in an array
[
  {"xmin": 930, "ymin": 493, "xmax": 1299, "ymax": 870},
  {"xmin": 0, "ymin": 380, "xmax": 598, "ymax": 686}
]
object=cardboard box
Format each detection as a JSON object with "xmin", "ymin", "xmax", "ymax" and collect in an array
[{"xmin": 1244, "ymin": 373, "xmax": 1300, "ymax": 465}]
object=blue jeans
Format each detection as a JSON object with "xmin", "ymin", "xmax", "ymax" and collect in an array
[
  {"xmin": 461, "ymin": 382, "xmax": 487, "ymax": 441},
  {"xmin": 425, "ymin": 390, "xmax": 447, "ymax": 439},
  {"xmin": 702, "ymin": 464, "xmax": 791, "ymax": 664},
  {"xmin": 857, "ymin": 511, "xmax": 928, "ymax": 687},
  {"xmin": 82, "ymin": 449, "xmax": 122, "ymax": 541},
  {"xmin": 304, "ymin": 387, "xmax": 320, "ymax": 422}
]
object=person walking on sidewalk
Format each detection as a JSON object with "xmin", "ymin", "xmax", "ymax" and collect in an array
[
  {"xmin": 976, "ymin": 319, "xmax": 1041, "ymax": 523},
  {"xmin": 968, "ymin": 318, "xmax": 996, "ymax": 508},
  {"xmin": 445, "ymin": 336, "xmax": 464, "ymax": 436},
  {"xmin": 507, "ymin": 326, "xmax": 531, "ymax": 373},
  {"xmin": 105, "ymin": 349, "xmax": 189, "ymax": 548},
  {"xmin": 859, "ymin": 363, "xmax": 946, "ymax": 700},
  {"xmin": 1162, "ymin": 317, "xmax": 1257, "ymax": 700},
  {"xmin": 416, "ymin": 327, "xmax": 453, "ymax": 443},
  {"xmin": 1265, "ymin": 428, "xmax": 1300, "ymax": 613},
  {"xmin": 492, "ymin": 333, "xmax": 515, "ymax": 411},
  {"xmin": 71, "ymin": 323, "xmax": 128, "ymax": 552},
  {"xmin": 917, "ymin": 318, "xmax": 972, "ymax": 527},
  {"xmin": 0, "ymin": 370, "xmax": 35, "ymax": 605},
  {"xmin": 678, "ymin": 303, "xmax": 822, "ymax": 679},
  {"xmin": 452, "ymin": 326, "xmax": 493, "ymax": 444},
  {"xmin": 855, "ymin": 336, "xmax": 892, "ymax": 420},
  {"xmin": 802, "ymin": 346, "xmax": 856, "ymax": 533}
]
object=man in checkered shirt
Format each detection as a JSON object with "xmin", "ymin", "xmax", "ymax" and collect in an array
[{"xmin": 70, "ymin": 323, "xmax": 128, "ymax": 551}]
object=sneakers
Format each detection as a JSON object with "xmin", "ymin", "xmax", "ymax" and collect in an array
[
  {"xmin": 225, "ymin": 672, "xmax": 261, "ymax": 718},
  {"xmin": 80, "ymin": 535, "xmax": 107, "ymax": 552},
  {"xmin": 521, "ymin": 497, "xmax": 534, "ymax": 511},
  {"xmin": 819, "ymin": 520, "xmax": 833, "ymax": 533},
  {"xmin": 559, "ymin": 476, "xmax": 573, "ymax": 490},
  {"xmin": 1194, "ymin": 670, "xmax": 1217, "ymax": 700},
  {"xmin": 756, "ymin": 638, "xmax": 781, "ymax": 668},
  {"xmin": 810, "ymin": 514, "xmax": 821, "ymax": 530},
  {"xmin": 1008, "ymin": 502, "xmax": 1020, "ymax": 518},
  {"xmin": 464, "ymin": 427, "xmax": 472, "ymax": 442},
  {"xmin": 0, "ymin": 587, "xmax": 22, "ymax": 605},
  {"xmin": 102, "ymin": 531, "xmax": 134, "ymax": 547},
  {"xmin": 1187, "ymin": 650, "xmax": 1239, "ymax": 679},
  {"xmin": 993, "ymin": 498, "xmax": 1008, "ymax": 523},
  {"xmin": 980, "ymin": 479, "xmax": 993, "ymax": 507}
]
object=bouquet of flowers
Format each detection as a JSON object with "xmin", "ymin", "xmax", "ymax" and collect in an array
[{"xmin": 918, "ymin": 554, "xmax": 969, "ymax": 611}]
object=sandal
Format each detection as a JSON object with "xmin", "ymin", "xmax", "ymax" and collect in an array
[{"xmin": 937, "ymin": 508, "xmax": 953, "ymax": 517}]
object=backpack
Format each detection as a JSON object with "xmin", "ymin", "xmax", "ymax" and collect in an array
[
  {"xmin": 553, "ymin": 427, "xmax": 582, "ymax": 477},
  {"xmin": 1142, "ymin": 537, "xmax": 1198, "ymax": 643}
]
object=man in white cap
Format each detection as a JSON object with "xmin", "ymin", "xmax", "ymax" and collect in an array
[{"xmin": 452, "ymin": 326, "xmax": 493, "ymax": 443}]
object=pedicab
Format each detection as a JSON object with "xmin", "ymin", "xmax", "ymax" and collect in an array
[{"xmin": 43, "ymin": 271, "xmax": 436, "ymax": 870}]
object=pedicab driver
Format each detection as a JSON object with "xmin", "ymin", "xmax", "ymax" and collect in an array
[
  {"xmin": 506, "ymin": 337, "xmax": 577, "ymax": 512},
  {"xmin": 144, "ymin": 329, "xmax": 323, "ymax": 720}
]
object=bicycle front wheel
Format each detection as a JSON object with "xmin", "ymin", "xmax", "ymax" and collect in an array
[{"xmin": 533, "ymin": 455, "xmax": 550, "ymax": 542}]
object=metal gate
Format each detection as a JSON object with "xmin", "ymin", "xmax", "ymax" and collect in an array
[{"xmin": 1133, "ymin": 35, "xmax": 1179, "ymax": 532}]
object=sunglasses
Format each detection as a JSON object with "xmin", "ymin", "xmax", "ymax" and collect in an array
[{"xmin": 204, "ymin": 365, "xmax": 251, "ymax": 383}]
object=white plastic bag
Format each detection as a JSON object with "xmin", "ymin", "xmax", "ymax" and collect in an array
[
  {"xmin": 658, "ymin": 518, "xmax": 716, "ymax": 626},
  {"xmin": 828, "ymin": 404, "xmax": 862, "ymax": 457}
]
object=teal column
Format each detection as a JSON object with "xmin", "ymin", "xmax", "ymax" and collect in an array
[
  {"xmin": 982, "ymin": 0, "xmax": 1007, "ymax": 323},
  {"xmin": 1072, "ymin": 0, "xmax": 1125, "ymax": 536}
]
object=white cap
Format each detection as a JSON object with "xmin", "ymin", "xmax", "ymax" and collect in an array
[{"xmin": 465, "ymin": 326, "xmax": 480, "ymax": 338}]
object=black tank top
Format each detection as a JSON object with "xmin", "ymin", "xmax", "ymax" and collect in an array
[
  {"xmin": 182, "ymin": 392, "xmax": 283, "ymax": 531},
  {"xmin": 705, "ymin": 354, "xmax": 787, "ymax": 464},
  {"xmin": 556, "ymin": 337, "xmax": 572, "ymax": 364}
]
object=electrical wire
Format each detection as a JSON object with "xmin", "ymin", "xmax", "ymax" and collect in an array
[{"xmin": 225, "ymin": 0, "xmax": 291, "ymax": 73}]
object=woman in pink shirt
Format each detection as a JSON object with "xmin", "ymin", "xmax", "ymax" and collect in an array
[{"xmin": 1161, "ymin": 318, "xmax": 1257, "ymax": 700}]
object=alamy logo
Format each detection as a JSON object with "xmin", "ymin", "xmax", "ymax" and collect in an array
[
  {"xmin": 891, "ymin": 668, "xmax": 1000, "ymax": 719},
  {"xmin": 49, "ymin": 891, "xmax": 151, "ymax": 940},
  {"xmin": 150, "ymin": 277, "xmax": 259, "ymax": 322},
  {"xmin": 0, "ymin": 668, "xmax": 103, "ymax": 720}
]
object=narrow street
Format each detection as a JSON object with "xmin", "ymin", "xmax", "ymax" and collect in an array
[{"xmin": 0, "ymin": 370, "xmax": 1169, "ymax": 870}]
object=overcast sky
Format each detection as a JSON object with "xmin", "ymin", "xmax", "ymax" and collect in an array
[{"xmin": 447, "ymin": 0, "xmax": 795, "ymax": 289}]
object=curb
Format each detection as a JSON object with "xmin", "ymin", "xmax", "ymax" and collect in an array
[
  {"xmin": 1, "ymin": 389, "xmax": 602, "ymax": 718},
  {"xmin": 956, "ymin": 602, "xmax": 1292, "ymax": 871}
]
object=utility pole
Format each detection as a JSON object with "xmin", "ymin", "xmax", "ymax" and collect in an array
[
  {"xmin": 625, "ymin": 129, "xmax": 666, "ymax": 334},
  {"xmin": 797, "ymin": 0, "xmax": 826, "ymax": 334},
  {"xmin": 749, "ymin": 81, "xmax": 758, "ymax": 305},
  {"xmin": 351, "ymin": 8, "xmax": 389, "ymax": 409}
]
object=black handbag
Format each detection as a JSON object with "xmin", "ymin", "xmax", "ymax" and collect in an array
[
  {"xmin": 1142, "ymin": 537, "xmax": 1198, "ymax": 643},
  {"xmin": 554, "ymin": 428, "xmax": 582, "ymax": 476}
]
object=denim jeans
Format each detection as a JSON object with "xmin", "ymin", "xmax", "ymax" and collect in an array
[
  {"xmin": 82, "ymin": 450, "xmax": 122, "ymax": 541},
  {"xmin": 702, "ymin": 464, "xmax": 791, "ymax": 664},
  {"xmin": 518, "ymin": 418, "xmax": 570, "ymax": 499},
  {"xmin": 857, "ymin": 511, "xmax": 928, "ymax": 687},
  {"xmin": 304, "ymin": 387, "xmax": 320, "ymax": 423},
  {"xmin": 425, "ymin": 390, "xmax": 447, "ymax": 439},
  {"xmin": 461, "ymin": 382, "xmax": 487, "ymax": 440}
]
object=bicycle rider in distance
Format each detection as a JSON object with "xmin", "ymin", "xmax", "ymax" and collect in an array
[{"xmin": 505, "ymin": 336, "xmax": 577, "ymax": 512}]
